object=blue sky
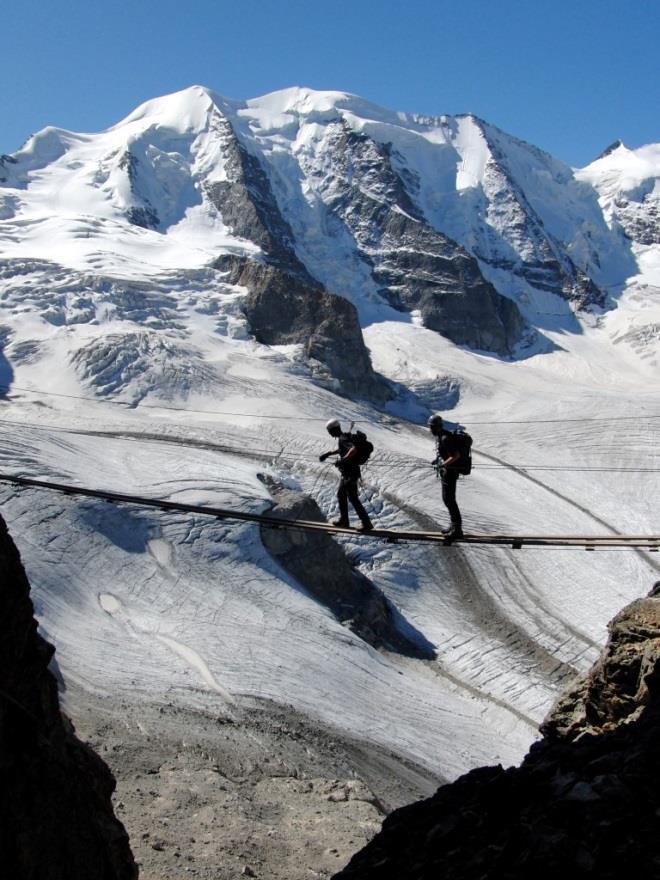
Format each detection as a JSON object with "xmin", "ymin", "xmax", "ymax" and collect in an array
[{"xmin": 2, "ymin": 0, "xmax": 657, "ymax": 166}]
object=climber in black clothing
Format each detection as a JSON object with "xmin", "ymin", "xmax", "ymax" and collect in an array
[
  {"xmin": 428, "ymin": 413, "xmax": 463, "ymax": 539},
  {"xmin": 319, "ymin": 419, "xmax": 373, "ymax": 531}
]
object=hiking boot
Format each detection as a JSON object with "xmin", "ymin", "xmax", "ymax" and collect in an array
[
  {"xmin": 332, "ymin": 518, "xmax": 350, "ymax": 528},
  {"xmin": 357, "ymin": 520, "xmax": 373, "ymax": 532},
  {"xmin": 442, "ymin": 525, "xmax": 464, "ymax": 540}
]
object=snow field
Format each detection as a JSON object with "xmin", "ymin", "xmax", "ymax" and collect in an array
[
  {"xmin": 1, "ymin": 318, "xmax": 657, "ymax": 779},
  {"xmin": 0, "ymin": 83, "xmax": 658, "ymax": 781}
]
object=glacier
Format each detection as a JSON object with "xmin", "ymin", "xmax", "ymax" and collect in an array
[{"xmin": 0, "ymin": 84, "xmax": 658, "ymax": 802}]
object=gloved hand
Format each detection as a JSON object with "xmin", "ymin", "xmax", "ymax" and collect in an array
[{"xmin": 319, "ymin": 452, "xmax": 329, "ymax": 462}]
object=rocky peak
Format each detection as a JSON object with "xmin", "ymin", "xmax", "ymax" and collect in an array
[
  {"xmin": 598, "ymin": 139, "xmax": 626, "ymax": 159},
  {"xmin": 204, "ymin": 114, "xmax": 313, "ymax": 279}
]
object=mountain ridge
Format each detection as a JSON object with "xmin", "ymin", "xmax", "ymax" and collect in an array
[
  {"xmin": 1, "ymin": 84, "xmax": 658, "ymax": 413},
  {"xmin": 4, "ymin": 86, "xmax": 656, "ymax": 296}
]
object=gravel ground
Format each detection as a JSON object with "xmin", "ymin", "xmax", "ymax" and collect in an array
[{"xmin": 64, "ymin": 686, "xmax": 442, "ymax": 880}]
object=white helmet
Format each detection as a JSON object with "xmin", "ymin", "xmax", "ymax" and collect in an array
[{"xmin": 326, "ymin": 418, "xmax": 341, "ymax": 433}]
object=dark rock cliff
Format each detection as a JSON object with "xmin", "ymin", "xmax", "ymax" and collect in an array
[
  {"xmin": 0, "ymin": 514, "xmax": 137, "ymax": 880},
  {"xmin": 214, "ymin": 254, "xmax": 391, "ymax": 402},
  {"xmin": 333, "ymin": 582, "xmax": 660, "ymax": 879},
  {"xmin": 205, "ymin": 114, "xmax": 313, "ymax": 279}
]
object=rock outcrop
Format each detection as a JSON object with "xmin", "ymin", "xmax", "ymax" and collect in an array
[
  {"xmin": 215, "ymin": 254, "xmax": 391, "ymax": 402},
  {"xmin": 541, "ymin": 585, "xmax": 660, "ymax": 741},
  {"xmin": 0, "ymin": 514, "xmax": 137, "ymax": 879},
  {"xmin": 259, "ymin": 482, "xmax": 435, "ymax": 659},
  {"xmin": 333, "ymin": 582, "xmax": 660, "ymax": 879},
  {"xmin": 615, "ymin": 195, "xmax": 660, "ymax": 246},
  {"xmin": 474, "ymin": 119, "xmax": 607, "ymax": 309}
]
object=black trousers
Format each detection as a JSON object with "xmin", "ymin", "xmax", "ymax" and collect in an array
[
  {"xmin": 441, "ymin": 469, "xmax": 462, "ymax": 528},
  {"xmin": 337, "ymin": 474, "xmax": 370, "ymax": 525}
]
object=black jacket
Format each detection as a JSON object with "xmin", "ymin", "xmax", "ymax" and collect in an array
[
  {"xmin": 436, "ymin": 431, "xmax": 461, "ymax": 469},
  {"xmin": 337, "ymin": 432, "xmax": 361, "ymax": 479}
]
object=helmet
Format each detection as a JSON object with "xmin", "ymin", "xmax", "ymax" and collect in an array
[
  {"xmin": 427, "ymin": 413, "xmax": 443, "ymax": 429},
  {"xmin": 325, "ymin": 418, "xmax": 341, "ymax": 434}
]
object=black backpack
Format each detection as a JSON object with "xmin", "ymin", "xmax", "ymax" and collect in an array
[
  {"xmin": 350, "ymin": 430, "xmax": 374, "ymax": 465},
  {"xmin": 452, "ymin": 430, "xmax": 473, "ymax": 475}
]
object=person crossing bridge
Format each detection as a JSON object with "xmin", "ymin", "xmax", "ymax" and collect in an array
[{"xmin": 319, "ymin": 419, "xmax": 373, "ymax": 532}]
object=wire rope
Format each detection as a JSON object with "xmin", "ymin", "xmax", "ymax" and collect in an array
[
  {"xmin": 2, "ymin": 383, "xmax": 660, "ymax": 426},
  {"xmin": 0, "ymin": 417, "xmax": 659, "ymax": 473}
]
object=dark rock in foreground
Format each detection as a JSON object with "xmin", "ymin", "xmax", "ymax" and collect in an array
[
  {"xmin": 333, "ymin": 582, "xmax": 660, "ymax": 879},
  {"xmin": 0, "ymin": 514, "xmax": 137, "ymax": 880}
]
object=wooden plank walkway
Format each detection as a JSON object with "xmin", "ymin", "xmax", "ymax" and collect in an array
[{"xmin": 1, "ymin": 472, "xmax": 658, "ymax": 551}]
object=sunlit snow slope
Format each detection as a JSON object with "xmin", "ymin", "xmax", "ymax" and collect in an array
[{"xmin": 0, "ymin": 86, "xmax": 658, "ymax": 781}]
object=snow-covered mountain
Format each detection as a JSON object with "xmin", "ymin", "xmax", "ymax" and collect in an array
[
  {"xmin": 1, "ymin": 86, "xmax": 658, "ymax": 364},
  {"xmin": 0, "ymin": 86, "xmax": 658, "ymax": 815}
]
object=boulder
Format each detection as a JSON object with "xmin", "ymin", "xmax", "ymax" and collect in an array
[{"xmin": 259, "ymin": 482, "xmax": 435, "ymax": 659}]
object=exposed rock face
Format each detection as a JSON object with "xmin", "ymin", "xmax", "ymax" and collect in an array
[
  {"xmin": 598, "ymin": 140, "xmax": 625, "ymax": 159},
  {"xmin": 541, "ymin": 587, "xmax": 660, "ymax": 741},
  {"xmin": 295, "ymin": 120, "xmax": 529, "ymax": 355},
  {"xmin": 333, "ymin": 582, "xmax": 660, "ymax": 879},
  {"xmin": 215, "ymin": 254, "xmax": 391, "ymax": 401},
  {"xmin": 615, "ymin": 194, "xmax": 660, "ymax": 246},
  {"xmin": 0, "ymin": 514, "xmax": 137, "ymax": 879},
  {"xmin": 475, "ymin": 119, "xmax": 607, "ymax": 309},
  {"xmin": 0, "ymin": 153, "xmax": 18, "ymax": 184},
  {"xmin": 259, "ymin": 482, "xmax": 435, "ymax": 659},
  {"xmin": 118, "ymin": 151, "xmax": 160, "ymax": 230},
  {"xmin": 204, "ymin": 114, "xmax": 313, "ymax": 279},
  {"xmin": 417, "ymin": 265, "xmax": 526, "ymax": 355}
]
